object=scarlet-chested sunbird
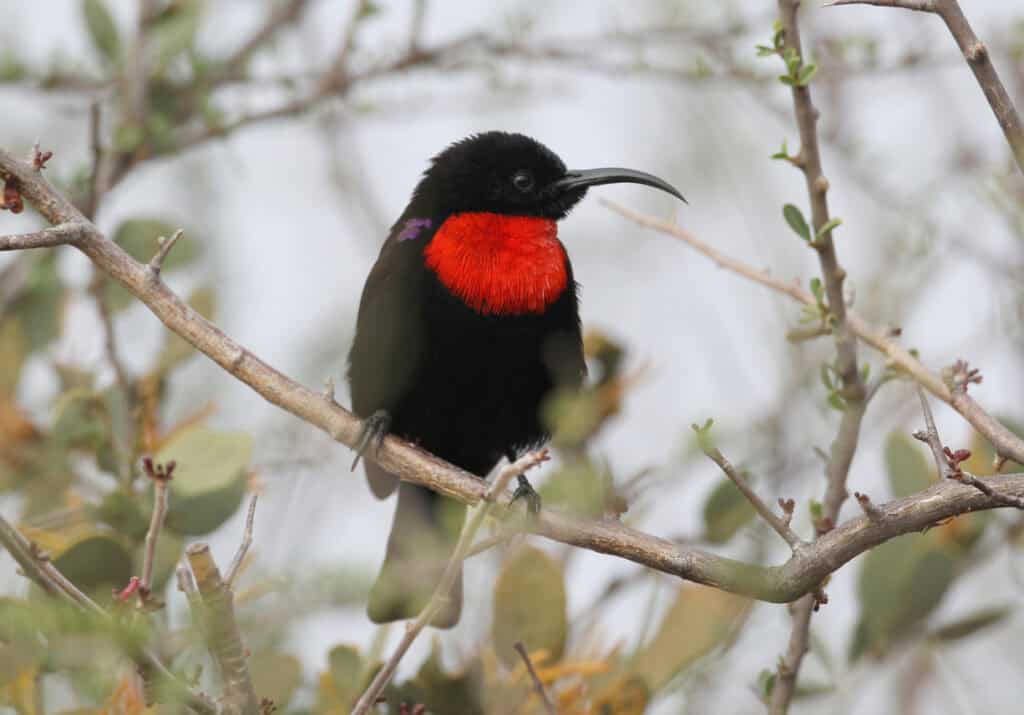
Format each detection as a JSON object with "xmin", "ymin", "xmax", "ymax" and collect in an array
[{"xmin": 348, "ymin": 131, "xmax": 684, "ymax": 627}]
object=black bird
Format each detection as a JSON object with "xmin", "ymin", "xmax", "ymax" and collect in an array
[{"xmin": 348, "ymin": 131, "xmax": 684, "ymax": 627}]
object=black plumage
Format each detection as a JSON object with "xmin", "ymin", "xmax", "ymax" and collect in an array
[{"xmin": 347, "ymin": 132, "xmax": 683, "ymax": 627}]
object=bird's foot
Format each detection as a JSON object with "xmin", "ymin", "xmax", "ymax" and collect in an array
[
  {"xmin": 509, "ymin": 473, "xmax": 542, "ymax": 515},
  {"xmin": 351, "ymin": 409, "xmax": 391, "ymax": 471}
]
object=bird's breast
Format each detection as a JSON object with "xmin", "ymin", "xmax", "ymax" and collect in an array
[{"xmin": 423, "ymin": 212, "xmax": 569, "ymax": 316}]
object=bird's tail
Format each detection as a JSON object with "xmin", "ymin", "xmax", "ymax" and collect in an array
[{"xmin": 367, "ymin": 481, "xmax": 466, "ymax": 628}]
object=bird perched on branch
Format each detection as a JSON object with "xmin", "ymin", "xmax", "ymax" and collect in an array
[{"xmin": 348, "ymin": 131, "xmax": 684, "ymax": 627}]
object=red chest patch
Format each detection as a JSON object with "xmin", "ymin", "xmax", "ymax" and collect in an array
[{"xmin": 424, "ymin": 212, "xmax": 568, "ymax": 316}]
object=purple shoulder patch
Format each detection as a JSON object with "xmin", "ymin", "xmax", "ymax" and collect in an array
[{"xmin": 397, "ymin": 217, "xmax": 432, "ymax": 242}]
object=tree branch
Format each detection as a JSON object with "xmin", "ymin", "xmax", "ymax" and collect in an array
[
  {"xmin": 600, "ymin": 201, "xmax": 1024, "ymax": 467},
  {"xmin": 827, "ymin": 0, "xmax": 1024, "ymax": 173},
  {"xmin": 4, "ymin": 145, "xmax": 1024, "ymax": 610}
]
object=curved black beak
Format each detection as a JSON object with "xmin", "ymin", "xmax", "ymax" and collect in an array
[{"xmin": 552, "ymin": 167, "xmax": 686, "ymax": 203}]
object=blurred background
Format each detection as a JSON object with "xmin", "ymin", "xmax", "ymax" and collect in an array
[{"xmin": 1, "ymin": 1, "xmax": 1023, "ymax": 713}]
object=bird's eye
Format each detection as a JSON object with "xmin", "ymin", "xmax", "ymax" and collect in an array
[{"xmin": 512, "ymin": 170, "xmax": 535, "ymax": 192}]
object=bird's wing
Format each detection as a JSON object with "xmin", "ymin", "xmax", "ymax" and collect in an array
[{"xmin": 348, "ymin": 218, "xmax": 433, "ymax": 498}]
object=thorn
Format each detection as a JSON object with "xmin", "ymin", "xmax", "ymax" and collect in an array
[
  {"xmin": 148, "ymin": 229, "xmax": 185, "ymax": 276},
  {"xmin": 323, "ymin": 376, "xmax": 336, "ymax": 403},
  {"xmin": 854, "ymin": 491, "xmax": 882, "ymax": 520},
  {"xmin": 31, "ymin": 143, "xmax": 53, "ymax": 170}
]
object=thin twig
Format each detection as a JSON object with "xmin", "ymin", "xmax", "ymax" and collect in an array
[
  {"xmin": 693, "ymin": 424, "xmax": 805, "ymax": 550},
  {"xmin": 225, "ymin": 495, "xmax": 258, "ymax": 588},
  {"xmin": 827, "ymin": 0, "xmax": 1024, "ymax": 173},
  {"xmin": 914, "ymin": 387, "xmax": 1024, "ymax": 509},
  {"xmin": 140, "ymin": 458, "xmax": 175, "ymax": 597},
  {"xmin": 514, "ymin": 641, "xmax": 556, "ymax": 715},
  {"xmin": 351, "ymin": 450, "xmax": 550, "ymax": 715},
  {"xmin": 0, "ymin": 223, "xmax": 88, "ymax": 250}
]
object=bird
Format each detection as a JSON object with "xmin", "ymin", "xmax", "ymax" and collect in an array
[{"xmin": 347, "ymin": 131, "xmax": 684, "ymax": 627}]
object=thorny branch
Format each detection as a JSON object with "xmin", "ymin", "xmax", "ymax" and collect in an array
[
  {"xmin": 770, "ymin": 1, "xmax": 868, "ymax": 710},
  {"xmin": 914, "ymin": 388, "xmax": 1024, "ymax": 509},
  {"xmin": 350, "ymin": 450, "xmax": 551, "ymax": 715},
  {"xmin": 3, "ymin": 145, "xmax": 1024, "ymax": 609},
  {"xmin": 827, "ymin": 0, "xmax": 1024, "ymax": 173}
]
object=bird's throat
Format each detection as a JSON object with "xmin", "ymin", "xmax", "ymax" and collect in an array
[{"xmin": 424, "ymin": 212, "xmax": 569, "ymax": 316}]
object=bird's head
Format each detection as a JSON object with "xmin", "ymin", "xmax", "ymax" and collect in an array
[{"xmin": 411, "ymin": 131, "xmax": 685, "ymax": 220}]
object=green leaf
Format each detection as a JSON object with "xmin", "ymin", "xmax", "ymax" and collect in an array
[
  {"xmin": 703, "ymin": 478, "xmax": 756, "ymax": 544},
  {"xmin": 755, "ymin": 44, "xmax": 776, "ymax": 57},
  {"xmin": 797, "ymin": 62, "xmax": 818, "ymax": 86},
  {"xmin": 492, "ymin": 546, "xmax": 567, "ymax": 669},
  {"xmin": 249, "ymin": 652, "xmax": 303, "ymax": 710},
  {"xmin": 783, "ymin": 204, "xmax": 811, "ymax": 241},
  {"xmin": 770, "ymin": 139, "xmax": 789, "ymax": 160},
  {"xmin": 150, "ymin": 0, "xmax": 201, "ymax": 73},
  {"xmin": 810, "ymin": 277, "xmax": 824, "ymax": 303},
  {"xmin": 929, "ymin": 605, "xmax": 1012, "ymax": 643},
  {"xmin": 827, "ymin": 392, "xmax": 847, "ymax": 412},
  {"xmin": 0, "ymin": 319, "xmax": 27, "ymax": 398},
  {"xmin": 13, "ymin": 254, "xmax": 63, "ymax": 352},
  {"xmin": 884, "ymin": 431, "xmax": 934, "ymax": 498},
  {"xmin": 53, "ymin": 533, "xmax": 133, "ymax": 595},
  {"xmin": 82, "ymin": 0, "xmax": 121, "ymax": 64},
  {"xmin": 778, "ymin": 74, "xmax": 796, "ymax": 86},
  {"xmin": 816, "ymin": 217, "xmax": 842, "ymax": 239},
  {"xmin": 158, "ymin": 425, "xmax": 252, "ymax": 535},
  {"xmin": 51, "ymin": 388, "xmax": 110, "ymax": 452},
  {"xmin": 630, "ymin": 585, "xmax": 750, "ymax": 690},
  {"xmin": 852, "ymin": 534, "xmax": 957, "ymax": 660}
]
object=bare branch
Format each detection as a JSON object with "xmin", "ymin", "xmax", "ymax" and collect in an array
[
  {"xmin": 693, "ymin": 422, "xmax": 805, "ymax": 550},
  {"xmin": 186, "ymin": 543, "xmax": 260, "ymax": 715},
  {"xmin": 827, "ymin": 0, "xmax": 1024, "ymax": 173},
  {"xmin": 226, "ymin": 495, "xmax": 259, "ymax": 588},
  {"xmin": 351, "ymin": 450, "xmax": 550, "ymax": 715},
  {"xmin": 0, "ymin": 223, "xmax": 87, "ymax": 250},
  {"xmin": 914, "ymin": 388, "xmax": 1024, "ymax": 509},
  {"xmin": 514, "ymin": 641, "xmax": 557, "ymax": 715},
  {"xmin": 140, "ymin": 457, "xmax": 175, "ymax": 598}
]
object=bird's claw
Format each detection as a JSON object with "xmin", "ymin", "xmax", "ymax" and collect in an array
[
  {"xmin": 351, "ymin": 409, "xmax": 391, "ymax": 471},
  {"xmin": 509, "ymin": 473, "xmax": 542, "ymax": 515}
]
